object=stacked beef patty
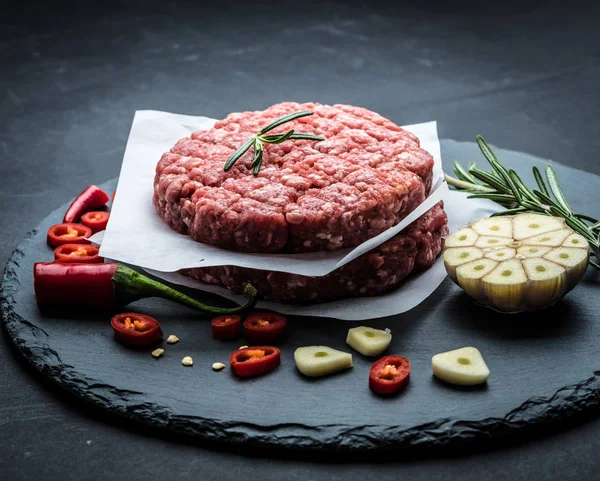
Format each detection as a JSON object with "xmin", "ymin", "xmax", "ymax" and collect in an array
[{"xmin": 154, "ymin": 102, "xmax": 448, "ymax": 302}]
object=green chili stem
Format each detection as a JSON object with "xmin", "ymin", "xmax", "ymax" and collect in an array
[{"xmin": 113, "ymin": 264, "xmax": 257, "ymax": 314}]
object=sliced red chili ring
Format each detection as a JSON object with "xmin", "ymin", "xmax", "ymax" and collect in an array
[
  {"xmin": 111, "ymin": 312, "xmax": 163, "ymax": 346},
  {"xmin": 54, "ymin": 244, "xmax": 104, "ymax": 264},
  {"xmin": 81, "ymin": 211, "xmax": 110, "ymax": 234},
  {"xmin": 230, "ymin": 346, "xmax": 281, "ymax": 377},
  {"xmin": 211, "ymin": 315, "xmax": 242, "ymax": 340},
  {"xmin": 243, "ymin": 312, "xmax": 287, "ymax": 343},
  {"xmin": 369, "ymin": 355, "xmax": 411, "ymax": 395},
  {"xmin": 47, "ymin": 223, "xmax": 92, "ymax": 247}
]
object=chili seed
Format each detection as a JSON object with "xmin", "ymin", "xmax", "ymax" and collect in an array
[
  {"xmin": 239, "ymin": 345, "xmax": 249, "ymax": 350},
  {"xmin": 167, "ymin": 335, "xmax": 180, "ymax": 344},
  {"xmin": 151, "ymin": 348, "xmax": 165, "ymax": 359},
  {"xmin": 212, "ymin": 362, "xmax": 226, "ymax": 371},
  {"xmin": 182, "ymin": 356, "xmax": 193, "ymax": 366}
]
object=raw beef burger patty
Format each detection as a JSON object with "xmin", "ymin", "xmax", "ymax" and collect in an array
[
  {"xmin": 184, "ymin": 203, "xmax": 448, "ymax": 302},
  {"xmin": 153, "ymin": 102, "xmax": 435, "ymax": 253}
]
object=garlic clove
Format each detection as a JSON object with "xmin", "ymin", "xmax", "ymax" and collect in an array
[{"xmin": 432, "ymin": 346, "xmax": 490, "ymax": 385}]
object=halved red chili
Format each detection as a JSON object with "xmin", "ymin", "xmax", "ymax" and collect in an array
[
  {"xmin": 243, "ymin": 312, "xmax": 287, "ymax": 343},
  {"xmin": 111, "ymin": 312, "xmax": 163, "ymax": 346},
  {"xmin": 369, "ymin": 356, "xmax": 411, "ymax": 395},
  {"xmin": 230, "ymin": 346, "xmax": 280, "ymax": 377},
  {"xmin": 54, "ymin": 244, "xmax": 104, "ymax": 264},
  {"xmin": 211, "ymin": 315, "xmax": 242, "ymax": 340},
  {"xmin": 63, "ymin": 185, "xmax": 110, "ymax": 223},
  {"xmin": 81, "ymin": 211, "xmax": 110, "ymax": 233},
  {"xmin": 47, "ymin": 223, "xmax": 92, "ymax": 247}
]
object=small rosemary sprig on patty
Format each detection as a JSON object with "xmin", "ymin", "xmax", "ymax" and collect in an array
[
  {"xmin": 224, "ymin": 110, "xmax": 325, "ymax": 176},
  {"xmin": 445, "ymin": 135, "xmax": 600, "ymax": 270}
]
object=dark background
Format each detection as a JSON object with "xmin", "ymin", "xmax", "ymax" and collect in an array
[{"xmin": 2, "ymin": 1, "xmax": 599, "ymax": 480}]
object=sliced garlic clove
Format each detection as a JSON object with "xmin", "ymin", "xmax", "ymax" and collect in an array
[
  {"xmin": 516, "ymin": 245, "xmax": 553, "ymax": 258},
  {"xmin": 432, "ymin": 346, "xmax": 489, "ymax": 385},
  {"xmin": 471, "ymin": 217, "xmax": 513, "ymax": 238},
  {"xmin": 483, "ymin": 247, "xmax": 516, "ymax": 261},
  {"xmin": 482, "ymin": 259, "xmax": 528, "ymax": 312},
  {"xmin": 474, "ymin": 236, "xmax": 514, "ymax": 248},
  {"xmin": 456, "ymin": 259, "xmax": 499, "ymax": 302},
  {"xmin": 294, "ymin": 346, "xmax": 353, "ymax": 377},
  {"xmin": 521, "ymin": 258, "xmax": 566, "ymax": 309},
  {"xmin": 543, "ymin": 247, "xmax": 589, "ymax": 292},
  {"xmin": 346, "ymin": 326, "xmax": 392, "ymax": 357},
  {"xmin": 445, "ymin": 228, "xmax": 478, "ymax": 247},
  {"xmin": 513, "ymin": 213, "xmax": 564, "ymax": 240},
  {"xmin": 562, "ymin": 233, "xmax": 589, "ymax": 248},
  {"xmin": 521, "ymin": 228, "xmax": 572, "ymax": 247},
  {"xmin": 544, "ymin": 246, "xmax": 590, "ymax": 268},
  {"xmin": 443, "ymin": 247, "xmax": 484, "ymax": 281}
]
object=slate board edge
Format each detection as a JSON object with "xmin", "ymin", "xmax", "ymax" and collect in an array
[{"xmin": 3, "ymin": 144, "xmax": 600, "ymax": 453}]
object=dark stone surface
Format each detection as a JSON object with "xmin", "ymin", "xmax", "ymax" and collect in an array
[
  {"xmin": 2, "ymin": 141, "xmax": 600, "ymax": 458},
  {"xmin": 2, "ymin": 1, "xmax": 600, "ymax": 480}
]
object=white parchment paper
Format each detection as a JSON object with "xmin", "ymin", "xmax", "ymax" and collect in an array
[
  {"xmin": 95, "ymin": 110, "xmax": 498, "ymax": 320},
  {"xmin": 98, "ymin": 111, "xmax": 446, "ymax": 276},
  {"xmin": 145, "ymin": 190, "xmax": 498, "ymax": 320}
]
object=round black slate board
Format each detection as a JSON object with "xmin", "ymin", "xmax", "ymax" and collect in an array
[{"xmin": 2, "ymin": 140, "xmax": 600, "ymax": 455}]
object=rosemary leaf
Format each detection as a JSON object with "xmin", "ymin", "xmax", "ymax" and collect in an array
[
  {"xmin": 533, "ymin": 190, "xmax": 564, "ymax": 211},
  {"xmin": 476, "ymin": 135, "xmax": 499, "ymax": 164},
  {"xmin": 521, "ymin": 199, "xmax": 543, "ymax": 211},
  {"xmin": 260, "ymin": 129, "xmax": 296, "ymax": 144},
  {"xmin": 287, "ymin": 133, "xmax": 325, "ymax": 141},
  {"xmin": 576, "ymin": 214, "xmax": 600, "ymax": 225},
  {"xmin": 591, "ymin": 221, "xmax": 600, "ymax": 231},
  {"xmin": 590, "ymin": 259, "xmax": 600, "ymax": 271},
  {"xmin": 509, "ymin": 169, "xmax": 541, "ymax": 205},
  {"xmin": 545, "ymin": 165, "xmax": 573, "ymax": 215},
  {"xmin": 547, "ymin": 204, "xmax": 571, "ymax": 220},
  {"xmin": 258, "ymin": 111, "xmax": 314, "ymax": 135},
  {"xmin": 490, "ymin": 159, "xmax": 522, "ymax": 204},
  {"xmin": 532, "ymin": 166, "xmax": 550, "ymax": 196},
  {"xmin": 467, "ymin": 193, "xmax": 516, "ymax": 203},
  {"xmin": 454, "ymin": 161, "xmax": 480, "ymax": 185},
  {"xmin": 252, "ymin": 150, "xmax": 264, "ymax": 176},
  {"xmin": 444, "ymin": 173, "xmax": 493, "ymax": 192},
  {"xmin": 490, "ymin": 207, "xmax": 529, "ymax": 217},
  {"xmin": 469, "ymin": 168, "xmax": 511, "ymax": 193},
  {"xmin": 251, "ymin": 141, "xmax": 263, "ymax": 167},
  {"xmin": 224, "ymin": 136, "xmax": 256, "ymax": 171},
  {"xmin": 477, "ymin": 136, "xmax": 520, "ymax": 199}
]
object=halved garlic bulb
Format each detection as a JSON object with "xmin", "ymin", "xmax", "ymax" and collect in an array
[{"xmin": 443, "ymin": 213, "xmax": 589, "ymax": 312}]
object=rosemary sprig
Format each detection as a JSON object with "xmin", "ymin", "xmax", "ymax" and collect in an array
[
  {"xmin": 444, "ymin": 135, "xmax": 600, "ymax": 270},
  {"xmin": 224, "ymin": 111, "xmax": 324, "ymax": 175}
]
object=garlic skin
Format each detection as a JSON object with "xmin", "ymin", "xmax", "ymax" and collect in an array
[{"xmin": 443, "ymin": 214, "xmax": 589, "ymax": 312}]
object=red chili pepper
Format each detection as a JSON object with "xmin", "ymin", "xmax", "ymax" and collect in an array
[
  {"xmin": 81, "ymin": 211, "xmax": 110, "ymax": 234},
  {"xmin": 47, "ymin": 223, "xmax": 92, "ymax": 247},
  {"xmin": 243, "ymin": 312, "xmax": 287, "ymax": 343},
  {"xmin": 33, "ymin": 262, "xmax": 257, "ymax": 313},
  {"xmin": 111, "ymin": 312, "xmax": 163, "ymax": 346},
  {"xmin": 63, "ymin": 185, "xmax": 110, "ymax": 223},
  {"xmin": 369, "ymin": 356, "xmax": 411, "ymax": 395},
  {"xmin": 229, "ymin": 346, "xmax": 280, "ymax": 377},
  {"xmin": 54, "ymin": 244, "xmax": 104, "ymax": 264},
  {"xmin": 211, "ymin": 315, "xmax": 242, "ymax": 340}
]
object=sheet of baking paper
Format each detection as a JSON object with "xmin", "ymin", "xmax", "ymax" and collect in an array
[
  {"xmin": 145, "ymin": 190, "xmax": 500, "ymax": 320},
  {"xmin": 97, "ymin": 110, "xmax": 448, "ymax": 276}
]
